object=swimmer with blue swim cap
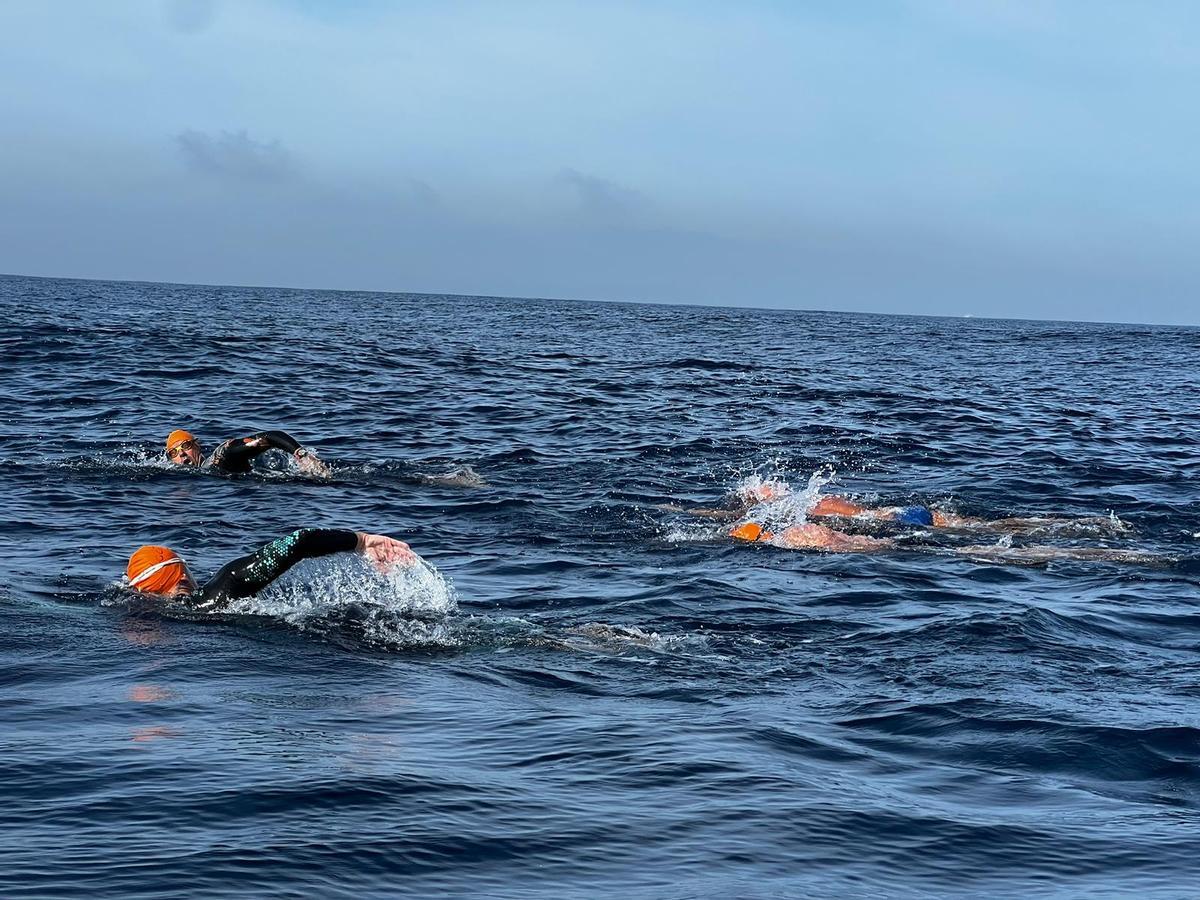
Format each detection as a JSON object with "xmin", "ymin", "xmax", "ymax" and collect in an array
[
  {"xmin": 725, "ymin": 518, "xmax": 1159, "ymax": 564},
  {"xmin": 664, "ymin": 478, "xmax": 1129, "ymax": 537},
  {"xmin": 807, "ymin": 494, "xmax": 938, "ymax": 526},
  {"xmin": 668, "ymin": 482, "xmax": 948, "ymax": 528}
]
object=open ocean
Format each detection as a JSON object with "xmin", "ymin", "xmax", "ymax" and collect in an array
[{"xmin": 2, "ymin": 273, "xmax": 1199, "ymax": 898}]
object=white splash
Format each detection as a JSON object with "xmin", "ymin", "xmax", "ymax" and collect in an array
[
  {"xmin": 661, "ymin": 467, "xmax": 840, "ymax": 542},
  {"xmin": 59, "ymin": 445, "xmax": 176, "ymax": 472},
  {"xmin": 733, "ymin": 467, "xmax": 837, "ymax": 531},
  {"xmin": 664, "ymin": 520, "xmax": 728, "ymax": 544},
  {"xmin": 418, "ymin": 464, "xmax": 487, "ymax": 487},
  {"xmin": 565, "ymin": 622, "xmax": 708, "ymax": 653},
  {"xmin": 226, "ymin": 554, "xmax": 458, "ymax": 644}
]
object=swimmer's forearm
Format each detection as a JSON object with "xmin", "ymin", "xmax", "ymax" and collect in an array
[
  {"xmin": 653, "ymin": 503, "xmax": 737, "ymax": 520},
  {"xmin": 296, "ymin": 528, "xmax": 359, "ymax": 557},
  {"xmin": 199, "ymin": 528, "xmax": 359, "ymax": 602},
  {"xmin": 255, "ymin": 430, "xmax": 304, "ymax": 456}
]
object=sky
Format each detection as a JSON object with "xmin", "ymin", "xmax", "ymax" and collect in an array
[{"xmin": 1, "ymin": 0, "xmax": 1197, "ymax": 324}]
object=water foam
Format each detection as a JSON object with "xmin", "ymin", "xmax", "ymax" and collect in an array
[
  {"xmin": 566, "ymin": 622, "xmax": 708, "ymax": 653},
  {"xmin": 57, "ymin": 445, "xmax": 325, "ymax": 479},
  {"xmin": 226, "ymin": 554, "xmax": 460, "ymax": 647},
  {"xmin": 417, "ymin": 464, "xmax": 487, "ymax": 487},
  {"xmin": 732, "ymin": 467, "xmax": 836, "ymax": 531},
  {"xmin": 662, "ymin": 467, "xmax": 838, "ymax": 543},
  {"xmin": 59, "ymin": 445, "xmax": 176, "ymax": 473}
]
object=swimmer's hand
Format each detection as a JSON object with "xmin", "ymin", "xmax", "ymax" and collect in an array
[
  {"xmin": 654, "ymin": 503, "xmax": 737, "ymax": 520},
  {"xmin": 356, "ymin": 532, "xmax": 417, "ymax": 572},
  {"xmin": 294, "ymin": 448, "xmax": 332, "ymax": 477}
]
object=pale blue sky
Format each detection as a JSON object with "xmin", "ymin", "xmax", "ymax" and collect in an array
[{"xmin": 1, "ymin": 0, "xmax": 1196, "ymax": 323}]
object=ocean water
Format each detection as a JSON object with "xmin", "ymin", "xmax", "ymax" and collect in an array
[{"xmin": 2, "ymin": 273, "xmax": 1199, "ymax": 898}]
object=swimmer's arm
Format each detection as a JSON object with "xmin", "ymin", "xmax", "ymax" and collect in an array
[
  {"xmin": 207, "ymin": 436, "xmax": 264, "ymax": 471},
  {"xmin": 192, "ymin": 529, "xmax": 415, "ymax": 608},
  {"xmin": 809, "ymin": 496, "xmax": 868, "ymax": 518},
  {"xmin": 767, "ymin": 524, "xmax": 894, "ymax": 552},
  {"xmin": 953, "ymin": 544, "xmax": 1160, "ymax": 565},
  {"xmin": 688, "ymin": 507, "xmax": 740, "ymax": 520},
  {"xmin": 253, "ymin": 430, "xmax": 303, "ymax": 455},
  {"xmin": 987, "ymin": 516, "xmax": 1123, "ymax": 533},
  {"xmin": 936, "ymin": 515, "xmax": 1118, "ymax": 534},
  {"xmin": 212, "ymin": 430, "xmax": 326, "ymax": 474},
  {"xmin": 194, "ymin": 528, "xmax": 359, "ymax": 606},
  {"xmin": 220, "ymin": 430, "xmax": 304, "ymax": 464},
  {"xmin": 929, "ymin": 511, "xmax": 984, "ymax": 528},
  {"xmin": 222, "ymin": 430, "xmax": 302, "ymax": 465},
  {"xmin": 654, "ymin": 503, "xmax": 740, "ymax": 520},
  {"xmin": 253, "ymin": 431, "xmax": 330, "ymax": 475}
]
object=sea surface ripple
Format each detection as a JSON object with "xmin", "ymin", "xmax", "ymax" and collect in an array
[{"xmin": 2, "ymin": 274, "xmax": 1199, "ymax": 897}]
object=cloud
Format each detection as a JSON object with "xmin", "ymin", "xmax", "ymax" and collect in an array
[
  {"xmin": 164, "ymin": 0, "xmax": 218, "ymax": 35},
  {"xmin": 174, "ymin": 129, "xmax": 293, "ymax": 181},
  {"xmin": 557, "ymin": 168, "xmax": 648, "ymax": 221},
  {"xmin": 4, "ymin": 2, "xmax": 1200, "ymax": 322}
]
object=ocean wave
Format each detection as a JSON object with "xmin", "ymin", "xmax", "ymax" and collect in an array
[{"xmin": 837, "ymin": 698, "xmax": 1200, "ymax": 793}]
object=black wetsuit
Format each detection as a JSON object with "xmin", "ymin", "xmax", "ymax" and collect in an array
[
  {"xmin": 189, "ymin": 528, "xmax": 357, "ymax": 610},
  {"xmin": 203, "ymin": 430, "xmax": 304, "ymax": 474}
]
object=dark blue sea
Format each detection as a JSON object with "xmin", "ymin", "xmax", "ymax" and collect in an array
[{"xmin": 2, "ymin": 273, "xmax": 1199, "ymax": 898}]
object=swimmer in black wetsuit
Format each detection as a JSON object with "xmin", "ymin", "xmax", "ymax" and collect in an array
[
  {"xmin": 165, "ymin": 428, "xmax": 330, "ymax": 476},
  {"xmin": 125, "ymin": 529, "xmax": 414, "ymax": 610}
]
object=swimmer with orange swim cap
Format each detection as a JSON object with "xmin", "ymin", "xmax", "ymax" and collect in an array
[
  {"xmin": 728, "ymin": 518, "xmax": 1160, "ymax": 563},
  {"xmin": 666, "ymin": 479, "xmax": 1114, "ymax": 533},
  {"xmin": 663, "ymin": 481, "xmax": 949, "ymax": 527},
  {"xmin": 729, "ymin": 521, "xmax": 892, "ymax": 552},
  {"xmin": 165, "ymin": 428, "xmax": 330, "ymax": 476},
  {"xmin": 125, "ymin": 529, "xmax": 414, "ymax": 610},
  {"xmin": 734, "ymin": 481, "xmax": 956, "ymax": 527}
]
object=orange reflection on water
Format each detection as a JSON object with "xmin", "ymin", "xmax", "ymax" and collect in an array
[
  {"xmin": 128, "ymin": 684, "xmax": 175, "ymax": 703},
  {"xmin": 127, "ymin": 682, "xmax": 180, "ymax": 745},
  {"xmin": 119, "ymin": 617, "xmax": 170, "ymax": 648},
  {"xmin": 130, "ymin": 725, "xmax": 180, "ymax": 744}
]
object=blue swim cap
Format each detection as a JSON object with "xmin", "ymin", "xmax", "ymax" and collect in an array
[{"xmin": 893, "ymin": 505, "xmax": 934, "ymax": 526}]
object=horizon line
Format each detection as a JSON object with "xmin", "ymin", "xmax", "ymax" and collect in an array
[{"xmin": 1, "ymin": 269, "xmax": 1191, "ymax": 331}]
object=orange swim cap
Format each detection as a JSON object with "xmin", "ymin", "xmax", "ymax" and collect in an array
[
  {"xmin": 730, "ymin": 522, "xmax": 774, "ymax": 542},
  {"xmin": 165, "ymin": 430, "xmax": 195, "ymax": 453},
  {"xmin": 126, "ymin": 545, "xmax": 188, "ymax": 595}
]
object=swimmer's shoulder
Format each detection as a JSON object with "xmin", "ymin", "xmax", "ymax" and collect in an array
[{"xmin": 203, "ymin": 438, "xmax": 246, "ymax": 473}]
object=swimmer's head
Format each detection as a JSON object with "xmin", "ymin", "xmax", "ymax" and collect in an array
[
  {"xmin": 126, "ymin": 545, "xmax": 196, "ymax": 597},
  {"xmin": 165, "ymin": 430, "xmax": 202, "ymax": 467}
]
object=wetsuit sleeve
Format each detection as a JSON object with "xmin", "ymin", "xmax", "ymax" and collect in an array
[
  {"xmin": 193, "ymin": 528, "xmax": 358, "ymax": 608},
  {"xmin": 206, "ymin": 431, "xmax": 305, "ymax": 473},
  {"xmin": 254, "ymin": 430, "xmax": 303, "ymax": 455}
]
